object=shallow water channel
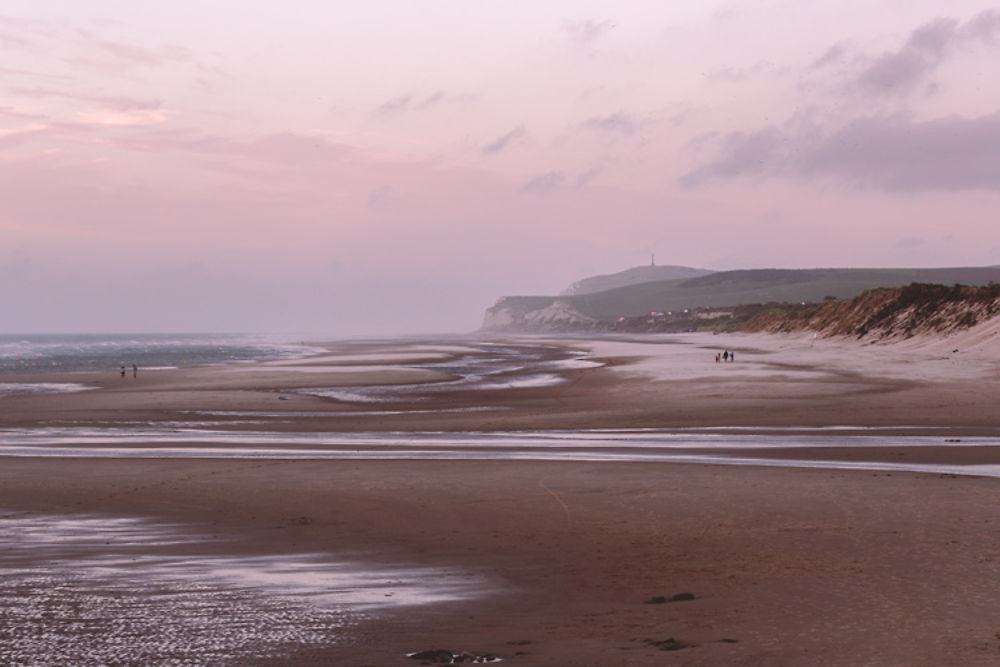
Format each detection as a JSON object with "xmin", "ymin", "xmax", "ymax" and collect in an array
[{"xmin": 2, "ymin": 425, "xmax": 1000, "ymax": 478}]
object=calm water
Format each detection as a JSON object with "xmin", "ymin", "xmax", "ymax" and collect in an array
[
  {"xmin": 2, "ymin": 426, "xmax": 1000, "ymax": 478},
  {"xmin": 297, "ymin": 344, "xmax": 600, "ymax": 402},
  {"xmin": 0, "ymin": 333, "xmax": 322, "ymax": 375}
]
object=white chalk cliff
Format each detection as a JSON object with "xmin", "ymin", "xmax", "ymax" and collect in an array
[{"xmin": 481, "ymin": 297, "xmax": 598, "ymax": 332}]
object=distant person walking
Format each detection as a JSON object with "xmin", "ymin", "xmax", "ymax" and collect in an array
[
  {"xmin": 723, "ymin": 350, "xmax": 729, "ymax": 362},
  {"xmin": 715, "ymin": 353, "xmax": 720, "ymax": 363},
  {"xmin": 120, "ymin": 365, "xmax": 126, "ymax": 378},
  {"xmin": 133, "ymin": 364, "xmax": 138, "ymax": 378},
  {"xmin": 730, "ymin": 351, "xmax": 735, "ymax": 362}
]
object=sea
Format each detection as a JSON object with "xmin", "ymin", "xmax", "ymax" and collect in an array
[{"xmin": 0, "ymin": 333, "xmax": 323, "ymax": 376}]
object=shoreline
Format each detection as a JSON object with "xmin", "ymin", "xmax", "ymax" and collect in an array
[
  {"xmin": 4, "ymin": 330, "xmax": 1000, "ymax": 436},
  {"xmin": 4, "ymin": 331, "xmax": 1000, "ymax": 664},
  {"xmin": 5, "ymin": 330, "xmax": 1000, "ymax": 471}
]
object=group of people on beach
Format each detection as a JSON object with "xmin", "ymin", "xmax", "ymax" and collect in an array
[
  {"xmin": 120, "ymin": 364, "xmax": 137, "ymax": 378},
  {"xmin": 715, "ymin": 350, "xmax": 735, "ymax": 363}
]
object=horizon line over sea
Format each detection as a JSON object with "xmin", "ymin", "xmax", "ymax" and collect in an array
[{"xmin": 0, "ymin": 332, "xmax": 328, "ymax": 376}]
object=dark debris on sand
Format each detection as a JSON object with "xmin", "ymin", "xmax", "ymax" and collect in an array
[
  {"xmin": 643, "ymin": 592, "xmax": 696, "ymax": 604},
  {"xmin": 407, "ymin": 648, "xmax": 502, "ymax": 663},
  {"xmin": 644, "ymin": 637, "xmax": 696, "ymax": 651}
]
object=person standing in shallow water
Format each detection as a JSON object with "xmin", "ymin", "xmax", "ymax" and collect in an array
[
  {"xmin": 120, "ymin": 365, "xmax": 126, "ymax": 378},
  {"xmin": 723, "ymin": 350, "xmax": 729, "ymax": 361},
  {"xmin": 133, "ymin": 364, "xmax": 138, "ymax": 378}
]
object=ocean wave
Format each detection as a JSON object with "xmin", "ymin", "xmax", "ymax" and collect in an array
[
  {"xmin": 0, "ymin": 383, "xmax": 94, "ymax": 397},
  {"xmin": 0, "ymin": 333, "xmax": 323, "ymax": 376}
]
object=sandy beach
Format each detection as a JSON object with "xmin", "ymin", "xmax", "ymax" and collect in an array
[
  {"xmin": 3, "ymin": 330, "xmax": 1000, "ymax": 665},
  {"xmin": 5, "ymin": 328, "xmax": 1000, "ymax": 435}
]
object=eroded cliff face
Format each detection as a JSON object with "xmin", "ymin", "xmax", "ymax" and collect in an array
[
  {"xmin": 742, "ymin": 283, "xmax": 1000, "ymax": 339},
  {"xmin": 481, "ymin": 297, "xmax": 598, "ymax": 332}
]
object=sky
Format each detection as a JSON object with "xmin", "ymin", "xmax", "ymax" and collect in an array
[{"xmin": 2, "ymin": 1, "xmax": 1000, "ymax": 335}]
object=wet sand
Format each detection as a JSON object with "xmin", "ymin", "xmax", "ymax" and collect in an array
[
  {"xmin": 3, "ymin": 458, "xmax": 1000, "ymax": 665},
  {"xmin": 4, "ymin": 331, "xmax": 1000, "ymax": 664},
  {"xmin": 5, "ymin": 330, "xmax": 1000, "ymax": 435}
]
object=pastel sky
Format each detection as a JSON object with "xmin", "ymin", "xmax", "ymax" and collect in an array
[{"xmin": 3, "ymin": 1, "xmax": 1000, "ymax": 334}]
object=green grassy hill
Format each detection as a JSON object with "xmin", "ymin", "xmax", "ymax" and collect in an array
[
  {"xmin": 482, "ymin": 266, "xmax": 1000, "ymax": 331},
  {"xmin": 566, "ymin": 267, "xmax": 1000, "ymax": 320},
  {"xmin": 562, "ymin": 264, "xmax": 713, "ymax": 295}
]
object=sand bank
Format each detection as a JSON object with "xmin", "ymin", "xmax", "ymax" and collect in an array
[
  {"xmin": 3, "ymin": 332, "xmax": 1000, "ymax": 664},
  {"xmin": 5, "ymin": 331, "xmax": 1000, "ymax": 434}
]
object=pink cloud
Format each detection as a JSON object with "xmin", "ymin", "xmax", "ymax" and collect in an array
[
  {"xmin": 683, "ymin": 111, "xmax": 1000, "ymax": 192},
  {"xmin": 0, "ymin": 105, "xmax": 47, "ymax": 122},
  {"xmin": 75, "ymin": 108, "xmax": 169, "ymax": 127},
  {"xmin": 564, "ymin": 19, "xmax": 615, "ymax": 46},
  {"xmin": 80, "ymin": 32, "xmax": 193, "ymax": 67},
  {"xmin": 112, "ymin": 130, "xmax": 356, "ymax": 171},
  {"xmin": 481, "ymin": 125, "xmax": 526, "ymax": 155},
  {"xmin": 807, "ymin": 10, "xmax": 1000, "ymax": 98},
  {"xmin": 0, "ymin": 27, "xmax": 36, "ymax": 50},
  {"xmin": 12, "ymin": 86, "xmax": 163, "ymax": 111}
]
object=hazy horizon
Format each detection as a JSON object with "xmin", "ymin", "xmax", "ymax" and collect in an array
[{"xmin": 3, "ymin": 2, "xmax": 1000, "ymax": 336}]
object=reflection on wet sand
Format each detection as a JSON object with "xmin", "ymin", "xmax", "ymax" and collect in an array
[
  {"xmin": 0, "ymin": 513, "xmax": 486, "ymax": 665},
  {"xmin": 2, "ymin": 426, "xmax": 1000, "ymax": 478},
  {"xmin": 5, "ymin": 334, "xmax": 1000, "ymax": 664}
]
